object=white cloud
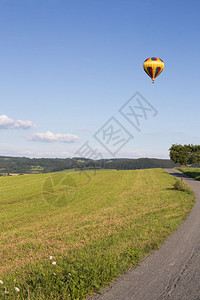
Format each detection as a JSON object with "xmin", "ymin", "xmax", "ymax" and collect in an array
[
  {"xmin": 0, "ymin": 114, "xmax": 34, "ymax": 129},
  {"xmin": 27, "ymin": 131, "xmax": 80, "ymax": 143},
  {"xmin": 0, "ymin": 148, "xmax": 73, "ymax": 158},
  {"xmin": 116, "ymin": 149, "xmax": 169, "ymax": 159},
  {"xmin": 18, "ymin": 150, "xmax": 73, "ymax": 158}
]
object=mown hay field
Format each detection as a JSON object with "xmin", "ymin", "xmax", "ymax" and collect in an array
[{"xmin": 0, "ymin": 169, "xmax": 194, "ymax": 299}]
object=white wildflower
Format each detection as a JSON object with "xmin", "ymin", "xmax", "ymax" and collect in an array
[
  {"xmin": 52, "ymin": 261, "xmax": 56, "ymax": 265},
  {"xmin": 0, "ymin": 280, "xmax": 3, "ymax": 284},
  {"xmin": 53, "ymin": 273, "xmax": 56, "ymax": 276},
  {"xmin": 49, "ymin": 256, "xmax": 53, "ymax": 260},
  {"xmin": 14, "ymin": 287, "xmax": 20, "ymax": 292}
]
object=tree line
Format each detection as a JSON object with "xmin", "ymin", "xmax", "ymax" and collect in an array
[
  {"xmin": 1, "ymin": 145, "xmax": 199, "ymax": 175},
  {"xmin": 0, "ymin": 156, "xmax": 177, "ymax": 174}
]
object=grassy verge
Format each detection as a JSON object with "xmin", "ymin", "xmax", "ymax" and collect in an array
[
  {"xmin": 177, "ymin": 167, "xmax": 200, "ymax": 180},
  {"xmin": 0, "ymin": 169, "xmax": 194, "ymax": 299}
]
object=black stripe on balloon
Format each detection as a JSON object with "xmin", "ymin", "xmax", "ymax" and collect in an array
[
  {"xmin": 144, "ymin": 69, "xmax": 151, "ymax": 77},
  {"xmin": 147, "ymin": 67, "xmax": 153, "ymax": 78},
  {"xmin": 154, "ymin": 67, "xmax": 161, "ymax": 78}
]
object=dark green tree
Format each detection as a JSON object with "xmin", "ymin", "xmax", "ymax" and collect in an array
[
  {"xmin": 169, "ymin": 144, "xmax": 189, "ymax": 166},
  {"xmin": 169, "ymin": 144, "xmax": 200, "ymax": 166}
]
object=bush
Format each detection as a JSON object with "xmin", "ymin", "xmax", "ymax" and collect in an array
[{"xmin": 173, "ymin": 178, "xmax": 189, "ymax": 192}]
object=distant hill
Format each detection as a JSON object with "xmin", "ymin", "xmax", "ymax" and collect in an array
[{"xmin": 0, "ymin": 156, "xmax": 178, "ymax": 174}]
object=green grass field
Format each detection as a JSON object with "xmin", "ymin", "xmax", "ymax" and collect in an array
[
  {"xmin": 178, "ymin": 167, "xmax": 200, "ymax": 180},
  {"xmin": 0, "ymin": 169, "xmax": 194, "ymax": 299}
]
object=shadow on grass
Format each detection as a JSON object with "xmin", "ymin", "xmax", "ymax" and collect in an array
[
  {"xmin": 163, "ymin": 169, "xmax": 194, "ymax": 180},
  {"xmin": 181, "ymin": 172, "xmax": 200, "ymax": 181},
  {"xmin": 165, "ymin": 187, "xmax": 192, "ymax": 194}
]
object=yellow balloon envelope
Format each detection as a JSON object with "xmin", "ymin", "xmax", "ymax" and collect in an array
[{"xmin": 143, "ymin": 57, "xmax": 164, "ymax": 83}]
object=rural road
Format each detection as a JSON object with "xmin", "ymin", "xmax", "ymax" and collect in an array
[{"xmin": 90, "ymin": 169, "xmax": 200, "ymax": 300}]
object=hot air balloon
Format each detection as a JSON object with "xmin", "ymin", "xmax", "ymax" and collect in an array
[{"xmin": 143, "ymin": 57, "xmax": 164, "ymax": 83}]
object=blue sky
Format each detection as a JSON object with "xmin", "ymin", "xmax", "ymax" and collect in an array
[{"xmin": 0, "ymin": 0, "xmax": 200, "ymax": 159}]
